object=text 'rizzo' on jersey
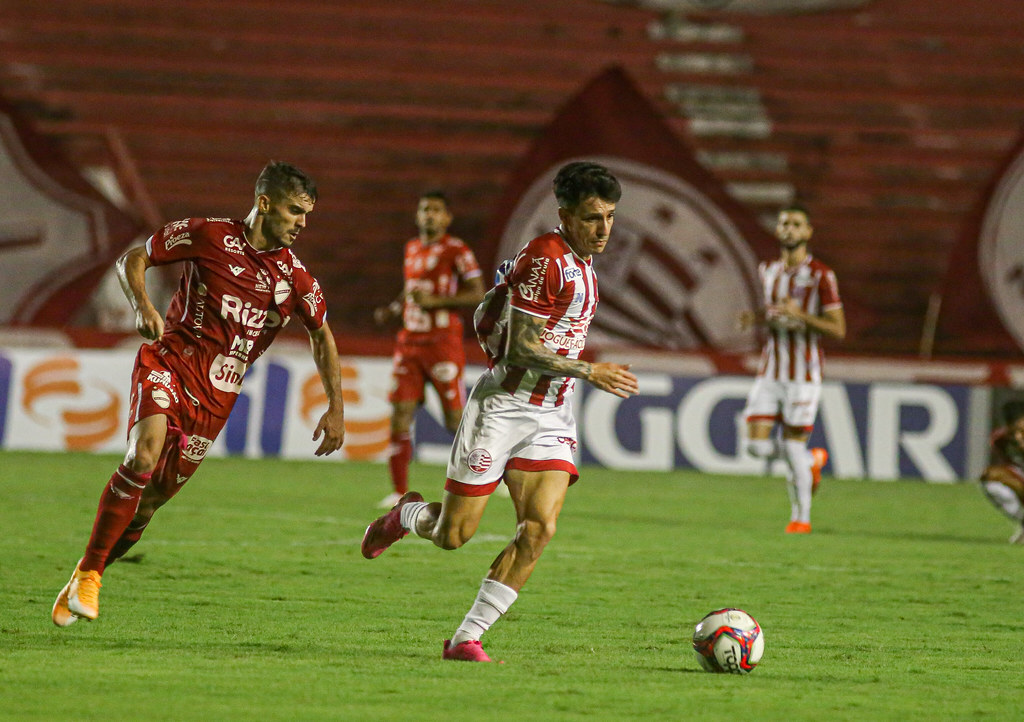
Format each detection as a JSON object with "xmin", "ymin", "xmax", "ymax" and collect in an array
[{"xmin": 145, "ymin": 217, "xmax": 327, "ymax": 417}]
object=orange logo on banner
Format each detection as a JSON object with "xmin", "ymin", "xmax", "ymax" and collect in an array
[
  {"xmin": 22, "ymin": 356, "xmax": 120, "ymax": 450},
  {"xmin": 299, "ymin": 364, "xmax": 389, "ymax": 460}
]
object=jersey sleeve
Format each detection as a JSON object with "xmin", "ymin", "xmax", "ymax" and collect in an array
[
  {"xmin": 508, "ymin": 241, "xmax": 561, "ymax": 318},
  {"xmin": 819, "ymin": 268, "xmax": 842, "ymax": 310},
  {"xmin": 454, "ymin": 242, "xmax": 482, "ymax": 280},
  {"xmin": 289, "ymin": 258, "xmax": 328, "ymax": 331},
  {"xmin": 146, "ymin": 218, "xmax": 205, "ymax": 265}
]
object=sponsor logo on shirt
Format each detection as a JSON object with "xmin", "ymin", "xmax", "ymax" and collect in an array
[
  {"xmin": 147, "ymin": 370, "xmax": 172, "ymax": 387},
  {"xmin": 220, "ymin": 294, "xmax": 269, "ymax": 331},
  {"xmin": 540, "ymin": 328, "xmax": 587, "ymax": 351},
  {"xmin": 223, "ymin": 235, "xmax": 247, "ymax": 255},
  {"xmin": 255, "ymin": 268, "xmax": 273, "ymax": 293},
  {"xmin": 182, "ymin": 435, "xmax": 213, "ymax": 463},
  {"xmin": 556, "ymin": 436, "xmax": 578, "ymax": 452},
  {"xmin": 229, "ymin": 265, "xmax": 245, "ymax": 277},
  {"xmin": 563, "ymin": 266, "xmax": 582, "ymax": 282},
  {"xmin": 165, "ymin": 232, "xmax": 192, "ymax": 251},
  {"xmin": 276, "ymin": 260, "xmax": 294, "ymax": 278},
  {"xmin": 518, "ymin": 257, "xmax": 549, "ymax": 302},
  {"xmin": 302, "ymin": 279, "xmax": 323, "ymax": 316},
  {"xmin": 228, "ymin": 334, "xmax": 255, "ymax": 361},
  {"xmin": 208, "ymin": 354, "xmax": 247, "ymax": 393}
]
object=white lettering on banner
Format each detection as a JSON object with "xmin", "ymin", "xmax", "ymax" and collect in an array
[
  {"xmin": 676, "ymin": 377, "xmax": 761, "ymax": 475},
  {"xmin": 867, "ymin": 385, "xmax": 958, "ymax": 482},
  {"xmin": 817, "ymin": 383, "xmax": 865, "ymax": 478},
  {"xmin": 582, "ymin": 374, "xmax": 674, "ymax": 470}
]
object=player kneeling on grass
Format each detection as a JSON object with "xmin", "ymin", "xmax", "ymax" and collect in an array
[
  {"xmin": 980, "ymin": 400, "xmax": 1024, "ymax": 544},
  {"xmin": 360, "ymin": 161, "xmax": 639, "ymax": 662},
  {"xmin": 52, "ymin": 162, "xmax": 347, "ymax": 627}
]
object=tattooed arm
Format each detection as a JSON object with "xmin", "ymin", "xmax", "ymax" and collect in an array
[{"xmin": 505, "ymin": 309, "xmax": 638, "ymax": 399}]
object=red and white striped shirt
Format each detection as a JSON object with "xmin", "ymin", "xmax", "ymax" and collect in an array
[
  {"xmin": 474, "ymin": 230, "xmax": 598, "ymax": 408},
  {"xmin": 756, "ymin": 255, "xmax": 842, "ymax": 384}
]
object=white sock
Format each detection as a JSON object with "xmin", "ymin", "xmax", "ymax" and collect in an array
[
  {"xmin": 399, "ymin": 501, "xmax": 428, "ymax": 532},
  {"xmin": 982, "ymin": 481, "xmax": 1024, "ymax": 522},
  {"xmin": 784, "ymin": 440, "xmax": 813, "ymax": 523},
  {"xmin": 450, "ymin": 578, "xmax": 518, "ymax": 647}
]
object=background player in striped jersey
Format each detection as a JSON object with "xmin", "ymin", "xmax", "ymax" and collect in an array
[
  {"xmin": 739, "ymin": 204, "xmax": 845, "ymax": 534},
  {"xmin": 361, "ymin": 161, "xmax": 638, "ymax": 662},
  {"xmin": 979, "ymin": 400, "xmax": 1024, "ymax": 544},
  {"xmin": 373, "ymin": 192, "xmax": 485, "ymax": 508},
  {"xmin": 52, "ymin": 162, "xmax": 347, "ymax": 626}
]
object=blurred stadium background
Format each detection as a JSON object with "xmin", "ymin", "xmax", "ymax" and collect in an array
[{"xmin": 2, "ymin": 0, "xmax": 1023, "ymax": 480}]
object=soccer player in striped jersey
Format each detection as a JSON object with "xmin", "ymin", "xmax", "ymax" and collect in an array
[
  {"xmin": 739, "ymin": 204, "xmax": 845, "ymax": 534},
  {"xmin": 979, "ymin": 400, "xmax": 1024, "ymax": 544},
  {"xmin": 360, "ymin": 161, "xmax": 638, "ymax": 662}
]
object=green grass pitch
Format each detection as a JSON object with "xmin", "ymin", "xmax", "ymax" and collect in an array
[{"xmin": 1, "ymin": 450, "xmax": 1020, "ymax": 721}]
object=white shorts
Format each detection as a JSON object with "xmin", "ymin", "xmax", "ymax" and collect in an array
[
  {"xmin": 742, "ymin": 376, "xmax": 821, "ymax": 431},
  {"xmin": 445, "ymin": 375, "xmax": 579, "ymax": 496}
]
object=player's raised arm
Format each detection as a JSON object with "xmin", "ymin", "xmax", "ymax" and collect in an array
[
  {"xmin": 308, "ymin": 320, "xmax": 346, "ymax": 456},
  {"xmin": 115, "ymin": 245, "xmax": 164, "ymax": 341}
]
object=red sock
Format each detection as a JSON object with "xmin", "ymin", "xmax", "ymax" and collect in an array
[
  {"xmin": 388, "ymin": 431, "xmax": 412, "ymax": 494},
  {"xmin": 80, "ymin": 465, "xmax": 151, "ymax": 574},
  {"xmin": 107, "ymin": 519, "xmax": 150, "ymax": 565}
]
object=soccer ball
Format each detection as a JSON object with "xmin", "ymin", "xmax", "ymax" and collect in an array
[{"xmin": 692, "ymin": 608, "xmax": 764, "ymax": 674}]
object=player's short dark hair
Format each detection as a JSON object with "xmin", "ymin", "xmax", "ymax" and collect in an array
[
  {"xmin": 419, "ymin": 189, "xmax": 450, "ymax": 209},
  {"xmin": 553, "ymin": 161, "xmax": 622, "ymax": 210},
  {"xmin": 1003, "ymin": 400, "xmax": 1024, "ymax": 425},
  {"xmin": 255, "ymin": 161, "xmax": 318, "ymax": 203},
  {"xmin": 778, "ymin": 203, "xmax": 811, "ymax": 219}
]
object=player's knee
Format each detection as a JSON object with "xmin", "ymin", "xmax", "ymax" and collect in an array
[
  {"xmin": 746, "ymin": 438, "xmax": 775, "ymax": 459},
  {"xmin": 433, "ymin": 519, "xmax": 475, "ymax": 550},
  {"xmin": 517, "ymin": 517, "xmax": 557, "ymax": 557},
  {"xmin": 124, "ymin": 445, "xmax": 161, "ymax": 474}
]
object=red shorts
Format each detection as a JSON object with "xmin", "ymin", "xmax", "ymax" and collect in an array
[
  {"xmin": 128, "ymin": 343, "xmax": 231, "ymax": 499},
  {"xmin": 388, "ymin": 335, "xmax": 466, "ymax": 413}
]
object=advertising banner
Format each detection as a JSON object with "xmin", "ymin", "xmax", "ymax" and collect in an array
[{"xmin": 0, "ymin": 348, "xmax": 990, "ymax": 481}]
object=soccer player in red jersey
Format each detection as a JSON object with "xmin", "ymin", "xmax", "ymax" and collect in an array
[
  {"xmin": 979, "ymin": 400, "xmax": 1024, "ymax": 544},
  {"xmin": 373, "ymin": 192, "xmax": 485, "ymax": 508},
  {"xmin": 52, "ymin": 162, "xmax": 347, "ymax": 627},
  {"xmin": 361, "ymin": 162, "xmax": 638, "ymax": 662},
  {"xmin": 739, "ymin": 204, "xmax": 845, "ymax": 534}
]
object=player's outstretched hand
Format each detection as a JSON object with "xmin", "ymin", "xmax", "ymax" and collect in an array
[
  {"xmin": 587, "ymin": 362, "xmax": 639, "ymax": 399},
  {"xmin": 312, "ymin": 406, "xmax": 346, "ymax": 456}
]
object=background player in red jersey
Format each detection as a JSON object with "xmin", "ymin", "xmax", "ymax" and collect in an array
[
  {"xmin": 373, "ymin": 191, "xmax": 485, "ymax": 508},
  {"xmin": 739, "ymin": 204, "xmax": 845, "ymax": 534},
  {"xmin": 979, "ymin": 400, "xmax": 1024, "ymax": 544},
  {"xmin": 52, "ymin": 161, "xmax": 347, "ymax": 627},
  {"xmin": 361, "ymin": 162, "xmax": 638, "ymax": 662}
]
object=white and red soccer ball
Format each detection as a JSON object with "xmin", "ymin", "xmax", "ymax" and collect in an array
[{"xmin": 692, "ymin": 608, "xmax": 764, "ymax": 674}]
